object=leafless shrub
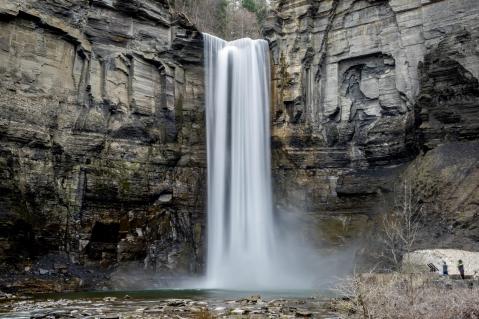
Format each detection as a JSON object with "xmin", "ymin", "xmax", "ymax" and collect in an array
[
  {"xmin": 379, "ymin": 180, "xmax": 424, "ymax": 270},
  {"xmin": 195, "ymin": 308, "xmax": 214, "ymax": 319},
  {"xmin": 333, "ymin": 273, "xmax": 479, "ymax": 319}
]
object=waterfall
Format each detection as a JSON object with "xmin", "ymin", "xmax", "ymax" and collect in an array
[{"xmin": 204, "ymin": 34, "xmax": 281, "ymax": 290}]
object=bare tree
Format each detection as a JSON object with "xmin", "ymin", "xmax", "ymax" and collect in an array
[
  {"xmin": 170, "ymin": 0, "xmax": 222, "ymax": 34},
  {"xmin": 227, "ymin": 6, "xmax": 260, "ymax": 39},
  {"xmin": 380, "ymin": 180, "xmax": 424, "ymax": 270},
  {"xmin": 169, "ymin": 0, "xmax": 266, "ymax": 40},
  {"xmin": 334, "ymin": 273, "xmax": 372, "ymax": 319}
]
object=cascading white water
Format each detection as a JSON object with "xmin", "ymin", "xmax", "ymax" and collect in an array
[{"xmin": 204, "ymin": 34, "xmax": 280, "ymax": 290}]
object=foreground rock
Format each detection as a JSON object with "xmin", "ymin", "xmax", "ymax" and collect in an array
[{"xmin": 0, "ymin": 295, "xmax": 336, "ymax": 318}]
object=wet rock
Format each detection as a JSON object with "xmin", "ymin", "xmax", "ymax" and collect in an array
[
  {"xmin": 238, "ymin": 294, "xmax": 263, "ymax": 305},
  {"xmin": 187, "ymin": 306, "xmax": 202, "ymax": 313},
  {"xmin": 144, "ymin": 308, "xmax": 165, "ymax": 314},
  {"xmin": 0, "ymin": 291, "xmax": 15, "ymax": 300},
  {"xmin": 231, "ymin": 308, "xmax": 249, "ymax": 315},
  {"xmin": 295, "ymin": 310, "xmax": 313, "ymax": 317},
  {"xmin": 268, "ymin": 299, "xmax": 285, "ymax": 306},
  {"xmin": 0, "ymin": 296, "xmax": 334, "ymax": 318},
  {"xmin": 157, "ymin": 193, "xmax": 173, "ymax": 203},
  {"xmin": 193, "ymin": 301, "xmax": 208, "ymax": 306},
  {"xmin": 53, "ymin": 264, "xmax": 68, "ymax": 274},
  {"xmin": 38, "ymin": 269, "xmax": 49, "ymax": 276},
  {"xmin": 167, "ymin": 299, "xmax": 187, "ymax": 307}
]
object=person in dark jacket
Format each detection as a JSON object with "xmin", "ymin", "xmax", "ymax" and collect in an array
[
  {"xmin": 458, "ymin": 260, "xmax": 465, "ymax": 279},
  {"xmin": 442, "ymin": 261, "xmax": 448, "ymax": 276}
]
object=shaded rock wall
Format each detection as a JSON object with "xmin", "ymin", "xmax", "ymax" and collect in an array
[
  {"xmin": 266, "ymin": 0, "xmax": 479, "ymax": 248},
  {"xmin": 402, "ymin": 141, "xmax": 479, "ymax": 250},
  {"xmin": 0, "ymin": 0, "xmax": 205, "ymax": 290}
]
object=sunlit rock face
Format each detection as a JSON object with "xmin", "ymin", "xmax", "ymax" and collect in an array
[
  {"xmin": 0, "ymin": 0, "xmax": 205, "ymax": 290},
  {"xmin": 265, "ymin": 0, "xmax": 479, "ymax": 249}
]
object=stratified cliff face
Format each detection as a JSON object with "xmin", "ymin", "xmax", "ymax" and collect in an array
[
  {"xmin": 0, "ymin": 0, "xmax": 205, "ymax": 291},
  {"xmin": 265, "ymin": 0, "xmax": 479, "ymax": 248},
  {"xmin": 0, "ymin": 0, "xmax": 478, "ymax": 292}
]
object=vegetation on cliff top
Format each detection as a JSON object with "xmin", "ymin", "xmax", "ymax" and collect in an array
[{"xmin": 170, "ymin": 0, "xmax": 269, "ymax": 40}]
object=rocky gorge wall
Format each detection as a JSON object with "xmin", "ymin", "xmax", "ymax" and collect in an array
[
  {"xmin": 0, "ymin": 0, "xmax": 478, "ymax": 292},
  {"xmin": 266, "ymin": 0, "xmax": 479, "ymax": 251},
  {"xmin": 0, "ymin": 0, "xmax": 205, "ymax": 291}
]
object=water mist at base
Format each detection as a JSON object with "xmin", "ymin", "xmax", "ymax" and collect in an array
[
  {"xmin": 102, "ymin": 34, "xmax": 356, "ymax": 293},
  {"xmin": 203, "ymin": 34, "xmax": 346, "ymax": 291}
]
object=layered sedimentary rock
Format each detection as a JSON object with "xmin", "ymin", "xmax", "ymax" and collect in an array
[
  {"xmin": 0, "ymin": 0, "xmax": 478, "ymax": 291},
  {"xmin": 0, "ymin": 0, "xmax": 205, "ymax": 291},
  {"xmin": 265, "ymin": 0, "xmax": 479, "ymax": 248}
]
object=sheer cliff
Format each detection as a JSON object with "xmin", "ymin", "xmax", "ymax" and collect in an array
[
  {"xmin": 265, "ymin": 0, "xmax": 479, "ymax": 250},
  {"xmin": 0, "ymin": 0, "xmax": 205, "ymax": 291},
  {"xmin": 0, "ymin": 0, "xmax": 478, "ymax": 292}
]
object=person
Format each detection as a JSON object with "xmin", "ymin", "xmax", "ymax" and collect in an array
[
  {"xmin": 457, "ymin": 259, "xmax": 465, "ymax": 279},
  {"xmin": 442, "ymin": 261, "xmax": 448, "ymax": 276}
]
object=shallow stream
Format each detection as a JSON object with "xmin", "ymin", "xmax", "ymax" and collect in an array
[{"xmin": 0, "ymin": 289, "xmax": 338, "ymax": 318}]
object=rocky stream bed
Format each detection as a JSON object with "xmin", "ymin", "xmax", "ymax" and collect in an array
[{"xmin": 0, "ymin": 292, "xmax": 337, "ymax": 319}]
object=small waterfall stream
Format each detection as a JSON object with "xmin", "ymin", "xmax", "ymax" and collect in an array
[{"xmin": 204, "ymin": 34, "xmax": 278, "ymax": 289}]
